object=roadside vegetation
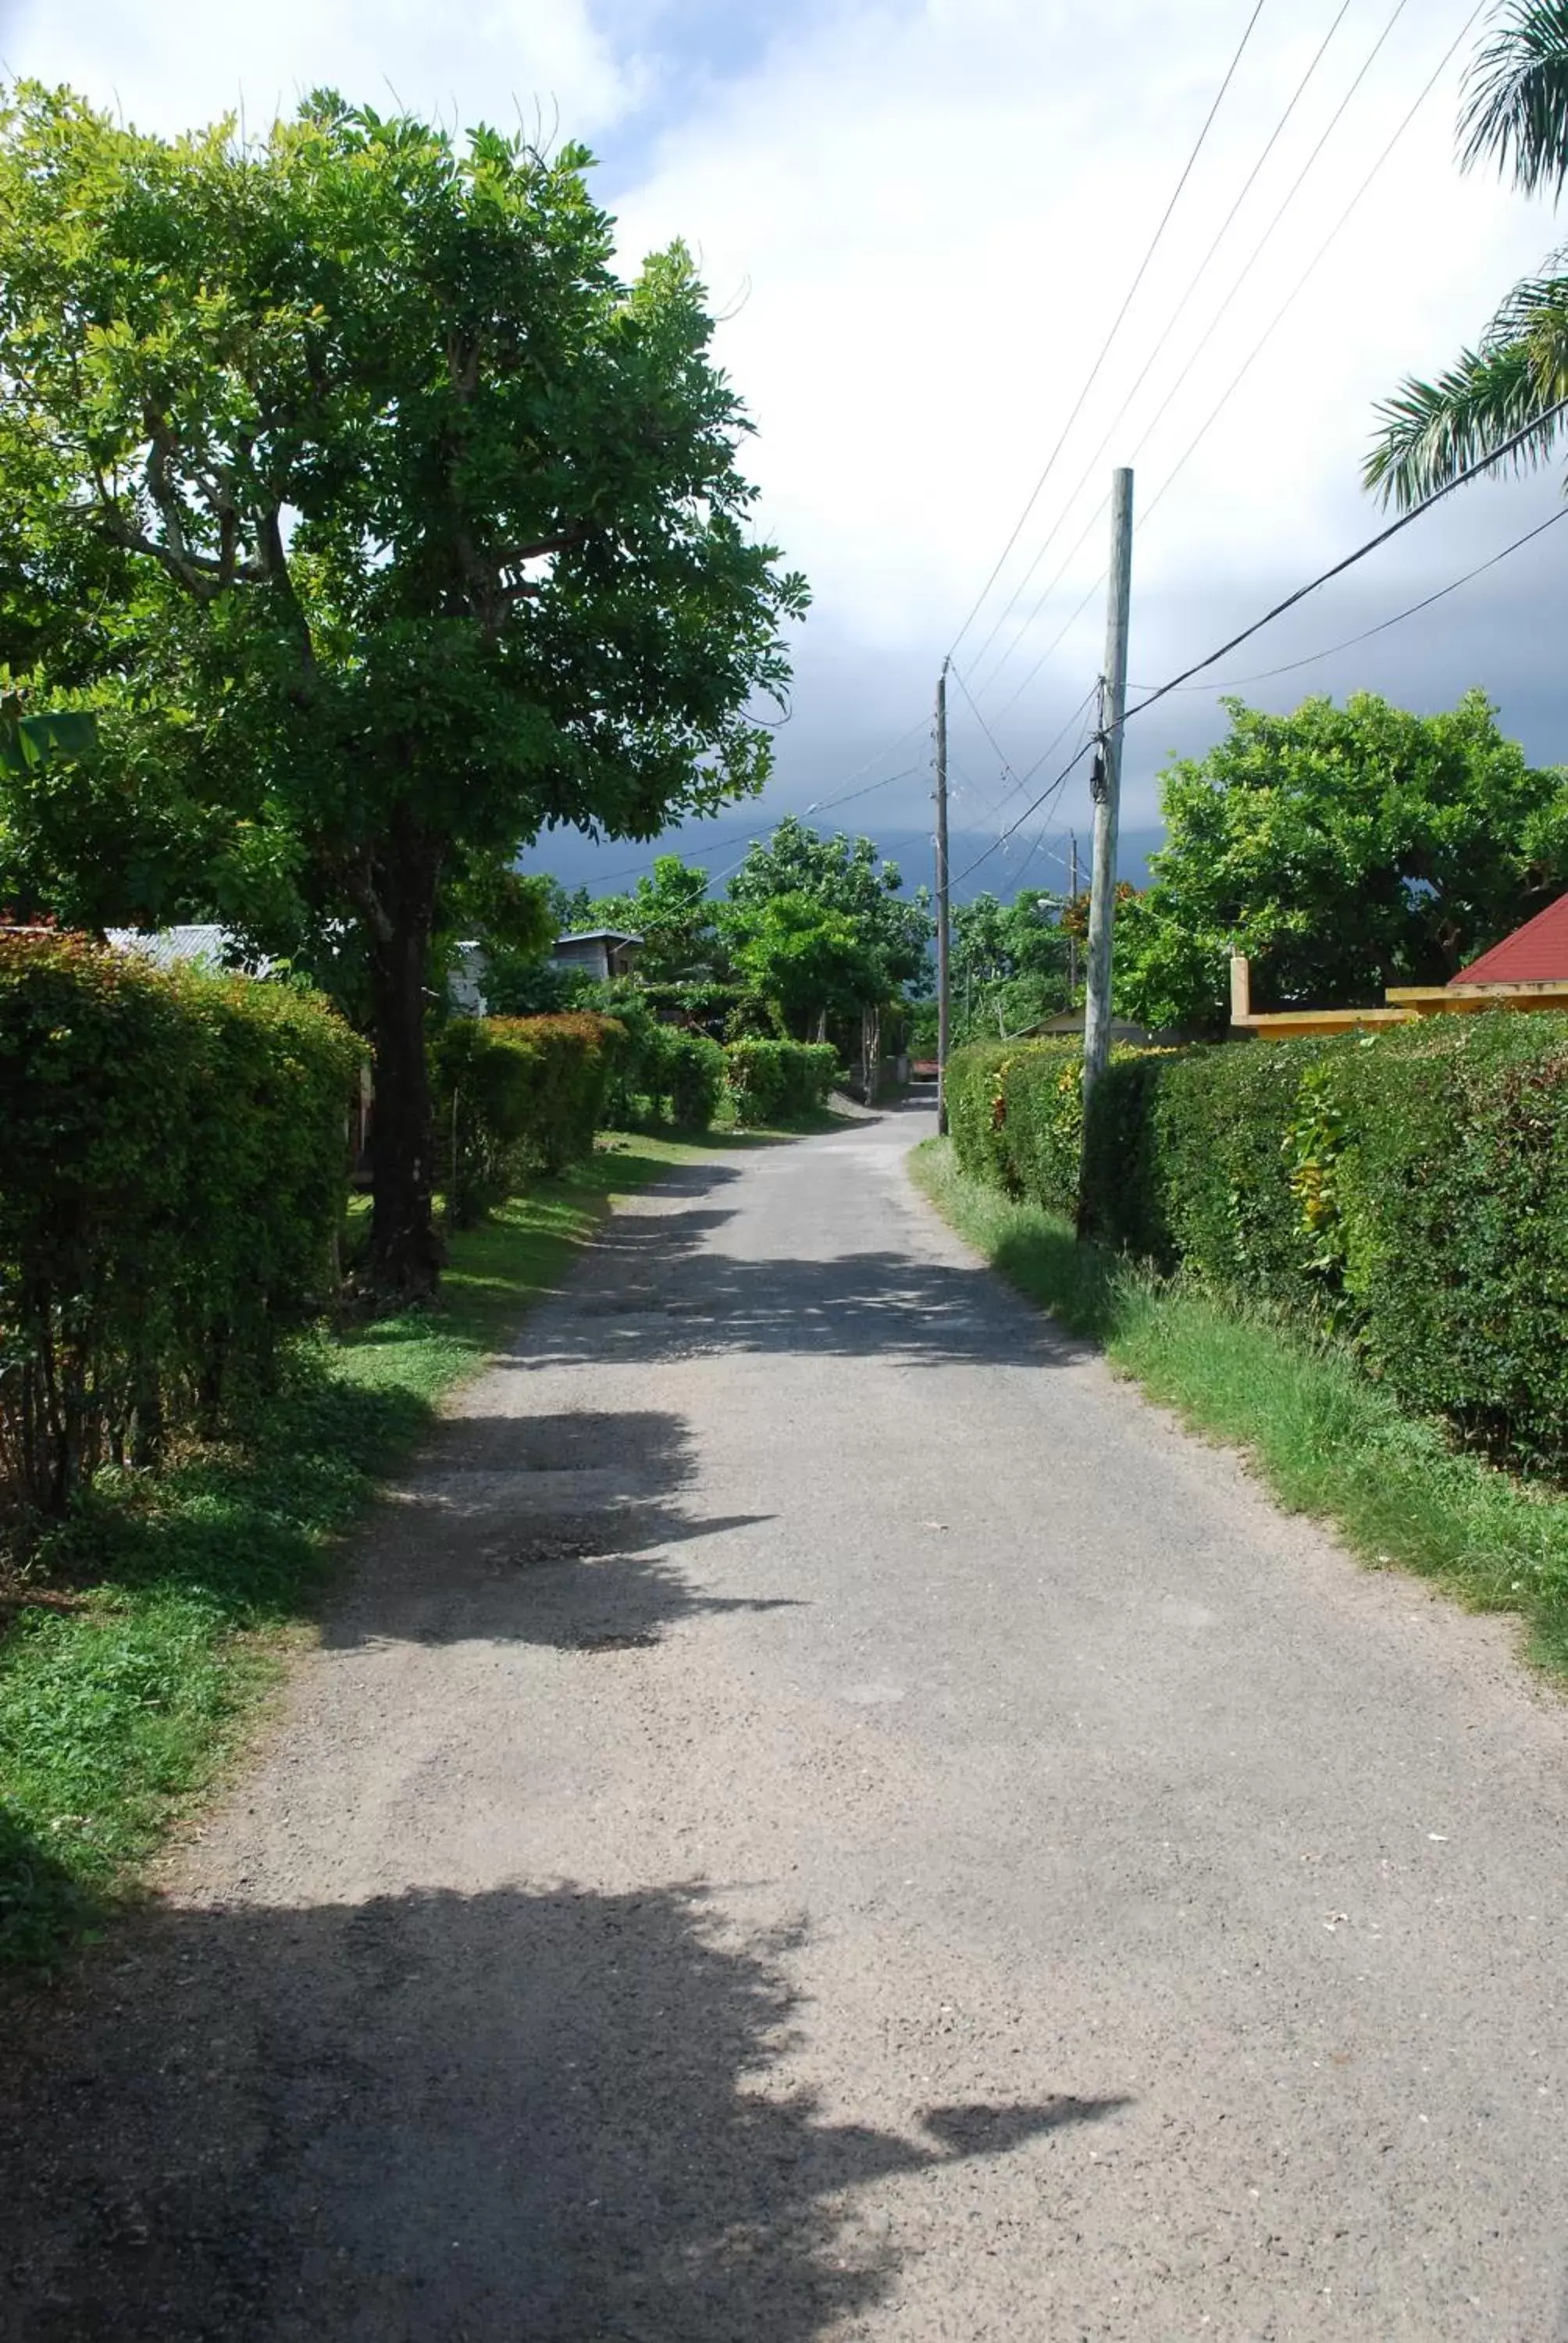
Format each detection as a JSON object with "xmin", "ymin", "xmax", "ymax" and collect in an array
[
  {"xmin": 0, "ymin": 1132, "xmax": 700, "ymax": 1976},
  {"xmin": 923, "ymin": 997, "xmax": 1568, "ymax": 1684},
  {"xmin": 912, "ymin": 1139, "xmax": 1568, "ymax": 1680}
]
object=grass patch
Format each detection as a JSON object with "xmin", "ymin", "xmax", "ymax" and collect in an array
[
  {"xmin": 911, "ymin": 1137, "xmax": 1568, "ymax": 1682},
  {"xmin": 0, "ymin": 1132, "xmax": 703, "ymax": 1975}
]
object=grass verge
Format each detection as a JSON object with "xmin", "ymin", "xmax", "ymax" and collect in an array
[
  {"xmin": 911, "ymin": 1137, "xmax": 1568, "ymax": 1681},
  {"xmin": 0, "ymin": 1132, "xmax": 703, "ymax": 1975}
]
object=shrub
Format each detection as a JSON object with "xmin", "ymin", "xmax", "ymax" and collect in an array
[
  {"xmin": 722, "ymin": 1038, "xmax": 839, "ymax": 1122},
  {"xmin": 662, "ymin": 1028, "xmax": 725, "ymax": 1128},
  {"xmin": 1076, "ymin": 1013, "xmax": 1568, "ymax": 1472},
  {"xmin": 0, "ymin": 932, "xmax": 360, "ymax": 1515},
  {"xmin": 591, "ymin": 990, "xmax": 723, "ymax": 1131},
  {"xmin": 431, "ymin": 1012, "xmax": 622, "ymax": 1226},
  {"xmin": 945, "ymin": 1036, "xmax": 1153, "ymax": 1214},
  {"xmin": 1335, "ymin": 1015, "xmax": 1568, "ymax": 1468},
  {"xmin": 1086, "ymin": 1037, "xmax": 1341, "ymax": 1311}
]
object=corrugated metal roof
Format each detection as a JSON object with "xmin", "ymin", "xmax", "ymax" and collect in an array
[
  {"xmin": 107, "ymin": 924, "xmax": 230, "ymax": 968},
  {"xmin": 1451, "ymin": 892, "xmax": 1568, "ymax": 984}
]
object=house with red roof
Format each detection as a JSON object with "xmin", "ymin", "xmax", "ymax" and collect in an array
[
  {"xmin": 1229, "ymin": 890, "xmax": 1568, "ymax": 1041},
  {"xmin": 1449, "ymin": 890, "xmax": 1568, "ymax": 986}
]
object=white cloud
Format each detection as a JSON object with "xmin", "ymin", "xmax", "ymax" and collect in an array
[
  {"xmin": 3, "ymin": 0, "xmax": 1564, "ymax": 859},
  {"xmin": 606, "ymin": 0, "xmax": 1564, "ymax": 826},
  {"xmin": 0, "ymin": 0, "xmax": 633, "ymax": 144}
]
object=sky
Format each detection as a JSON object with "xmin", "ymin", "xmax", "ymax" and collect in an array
[{"xmin": 1, "ymin": 0, "xmax": 1562, "ymax": 900}]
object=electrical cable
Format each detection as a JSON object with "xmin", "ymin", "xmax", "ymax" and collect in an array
[
  {"xmin": 953, "ymin": 736, "xmax": 1099, "ymax": 886},
  {"xmin": 1121, "ymin": 397, "xmax": 1568, "ymax": 725},
  {"xmin": 1008, "ymin": 697, "xmax": 1101, "ymax": 893},
  {"xmin": 1153, "ymin": 500, "xmax": 1568, "ymax": 690},
  {"xmin": 975, "ymin": 0, "xmax": 1437, "ymax": 718},
  {"xmin": 943, "ymin": 0, "xmax": 1270, "ymax": 662},
  {"xmin": 964, "ymin": 0, "xmax": 1363, "ymax": 690},
  {"xmin": 579, "ymin": 721, "xmax": 930, "ymax": 888},
  {"xmin": 1139, "ymin": 0, "xmax": 1488, "ymax": 532},
  {"xmin": 950, "ymin": 663, "xmax": 1028, "ymax": 790},
  {"xmin": 970, "ymin": 0, "xmax": 1471, "ymax": 722}
]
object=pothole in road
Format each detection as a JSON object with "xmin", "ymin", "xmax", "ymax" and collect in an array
[{"xmin": 572, "ymin": 1630, "xmax": 661, "ymax": 1653}]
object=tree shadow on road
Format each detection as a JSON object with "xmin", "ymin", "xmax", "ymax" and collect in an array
[
  {"xmin": 516, "ymin": 1242, "xmax": 1091, "ymax": 1372},
  {"xmin": 2, "ymin": 1880, "xmax": 1129, "ymax": 2342},
  {"xmin": 324, "ymin": 1406, "xmax": 795, "ymax": 1653},
  {"xmin": 495, "ymin": 1154, "xmax": 1092, "ymax": 1374}
]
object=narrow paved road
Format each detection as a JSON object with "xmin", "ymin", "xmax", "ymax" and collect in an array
[{"xmin": 7, "ymin": 1109, "xmax": 1568, "ymax": 2340}]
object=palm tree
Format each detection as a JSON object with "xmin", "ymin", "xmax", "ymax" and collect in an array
[{"xmin": 1367, "ymin": 1, "xmax": 1568, "ymax": 506}]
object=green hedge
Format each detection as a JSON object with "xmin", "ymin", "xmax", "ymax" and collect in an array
[
  {"xmin": 1082, "ymin": 1014, "xmax": 1568, "ymax": 1472},
  {"xmin": 722, "ymin": 1039, "xmax": 839, "ymax": 1123},
  {"xmin": 597, "ymin": 994, "xmax": 725, "ymax": 1132},
  {"xmin": 431, "ymin": 1012, "xmax": 622, "ymax": 1226},
  {"xmin": 0, "ymin": 932, "xmax": 360, "ymax": 1516},
  {"xmin": 946, "ymin": 1037, "xmax": 1152, "ymax": 1214}
]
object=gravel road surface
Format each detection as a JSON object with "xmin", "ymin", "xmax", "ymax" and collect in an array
[{"xmin": 5, "ymin": 1105, "xmax": 1568, "ymax": 2341}]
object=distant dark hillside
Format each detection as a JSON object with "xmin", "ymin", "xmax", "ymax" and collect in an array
[{"xmin": 527, "ymin": 822, "xmax": 1164, "ymax": 904}]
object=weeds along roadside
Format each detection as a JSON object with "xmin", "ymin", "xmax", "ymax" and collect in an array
[
  {"xmin": 0, "ymin": 1132, "xmax": 704, "ymax": 1978},
  {"xmin": 909, "ymin": 1136, "xmax": 1568, "ymax": 1683}
]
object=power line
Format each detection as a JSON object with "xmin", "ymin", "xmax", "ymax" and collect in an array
[
  {"xmin": 1152, "ymin": 501, "xmax": 1568, "ymax": 692},
  {"xmin": 994, "ymin": 572, "xmax": 1113, "ymax": 722},
  {"xmin": 944, "ymin": 0, "xmax": 1270, "ymax": 662},
  {"xmin": 579, "ymin": 724, "xmax": 930, "ymax": 889},
  {"xmin": 1139, "ymin": 0, "xmax": 1488, "ymax": 531},
  {"xmin": 953, "ymin": 736, "xmax": 1099, "ymax": 886},
  {"xmin": 1009, "ymin": 699, "xmax": 1101, "ymax": 893},
  {"xmin": 950, "ymin": 663, "xmax": 1028, "ymax": 788},
  {"xmin": 982, "ymin": 0, "xmax": 1476, "ymax": 726},
  {"xmin": 975, "ymin": 0, "xmax": 1425, "ymax": 715},
  {"xmin": 1123, "ymin": 398, "xmax": 1568, "ymax": 725},
  {"xmin": 695, "ymin": 764, "xmax": 927, "ymax": 891},
  {"xmin": 965, "ymin": 0, "xmax": 1363, "ymax": 690}
]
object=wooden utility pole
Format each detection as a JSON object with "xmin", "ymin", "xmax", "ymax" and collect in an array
[
  {"xmin": 1067, "ymin": 829, "xmax": 1080, "ymax": 999},
  {"xmin": 1078, "ymin": 468, "xmax": 1134, "ymax": 1229},
  {"xmin": 935, "ymin": 654, "xmax": 951, "ymax": 1135}
]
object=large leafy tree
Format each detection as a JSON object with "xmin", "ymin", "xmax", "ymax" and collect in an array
[
  {"xmin": 720, "ymin": 817, "xmax": 931, "ymax": 1074},
  {"xmin": 950, "ymin": 890, "xmax": 1070, "ymax": 1040},
  {"xmin": 725, "ymin": 893, "xmax": 882, "ymax": 1038},
  {"xmin": 1115, "ymin": 691, "xmax": 1568, "ymax": 1035},
  {"xmin": 723, "ymin": 818, "xmax": 930, "ymax": 993},
  {"xmin": 588, "ymin": 854, "xmax": 724, "ymax": 985},
  {"xmin": 0, "ymin": 85, "xmax": 805, "ymax": 1292},
  {"xmin": 1367, "ymin": 1, "xmax": 1568, "ymax": 501}
]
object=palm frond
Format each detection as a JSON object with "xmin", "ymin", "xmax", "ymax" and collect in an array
[
  {"xmin": 1460, "ymin": 0, "xmax": 1568, "ymax": 197},
  {"xmin": 1364, "ymin": 308, "xmax": 1568, "ymax": 506},
  {"xmin": 1480, "ymin": 258, "xmax": 1568, "ymax": 349}
]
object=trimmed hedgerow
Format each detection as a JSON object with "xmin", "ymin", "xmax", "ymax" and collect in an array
[
  {"xmin": 945, "ymin": 1036, "xmax": 1158, "ymax": 1215},
  {"xmin": 0, "ymin": 930, "xmax": 360, "ymax": 1517},
  {"xmin": 1085, "ymin": 1036, "xmax": 1342, "ymax": 1309},
  {"xmin": 597, "ymin": 993, "xmax": 725, "ymax": 1132},
  {"xmin": 431, "ymin": 1011, "xmax": 622, "ymax": 1227},
  {"xmin": 1335, "ymin": 1015, "xmax": 1568, "ymax": 1469},
  {"xmin": 722, "ymin": 1038, "xmax": 838, "ymax": 1123},
  {"xmin": 1079, "ymin": 1013, "xmax": 1568, "ymax": 1473}
]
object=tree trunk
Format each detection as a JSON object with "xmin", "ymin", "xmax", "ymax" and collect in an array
[{"xmin": 365, "ymin": 829, "xmax": 446, "ymax": 1300}]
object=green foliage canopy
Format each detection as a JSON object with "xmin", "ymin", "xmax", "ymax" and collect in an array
[
  {"xmin": 719, "ymin": 816, "xmax": 929, "ymax": 1034},
  {"xmin": 1367, "ymin": 2, "xmax": 1568, "ymax": 503},
  {"xmin": 588, "ymin": 854, "xmax": 723, "ymax": 986},
  {"xmin": 1114, "ymin": 692, "xmax": 1568, "ymax": 1036},
  {"xmin": 0, "ymin": 84, "xmax": 806, "ymax": 1290},
  {"xmin": 950, "ymin": 890, "xmax": 1070, "ymax": 1041}
]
